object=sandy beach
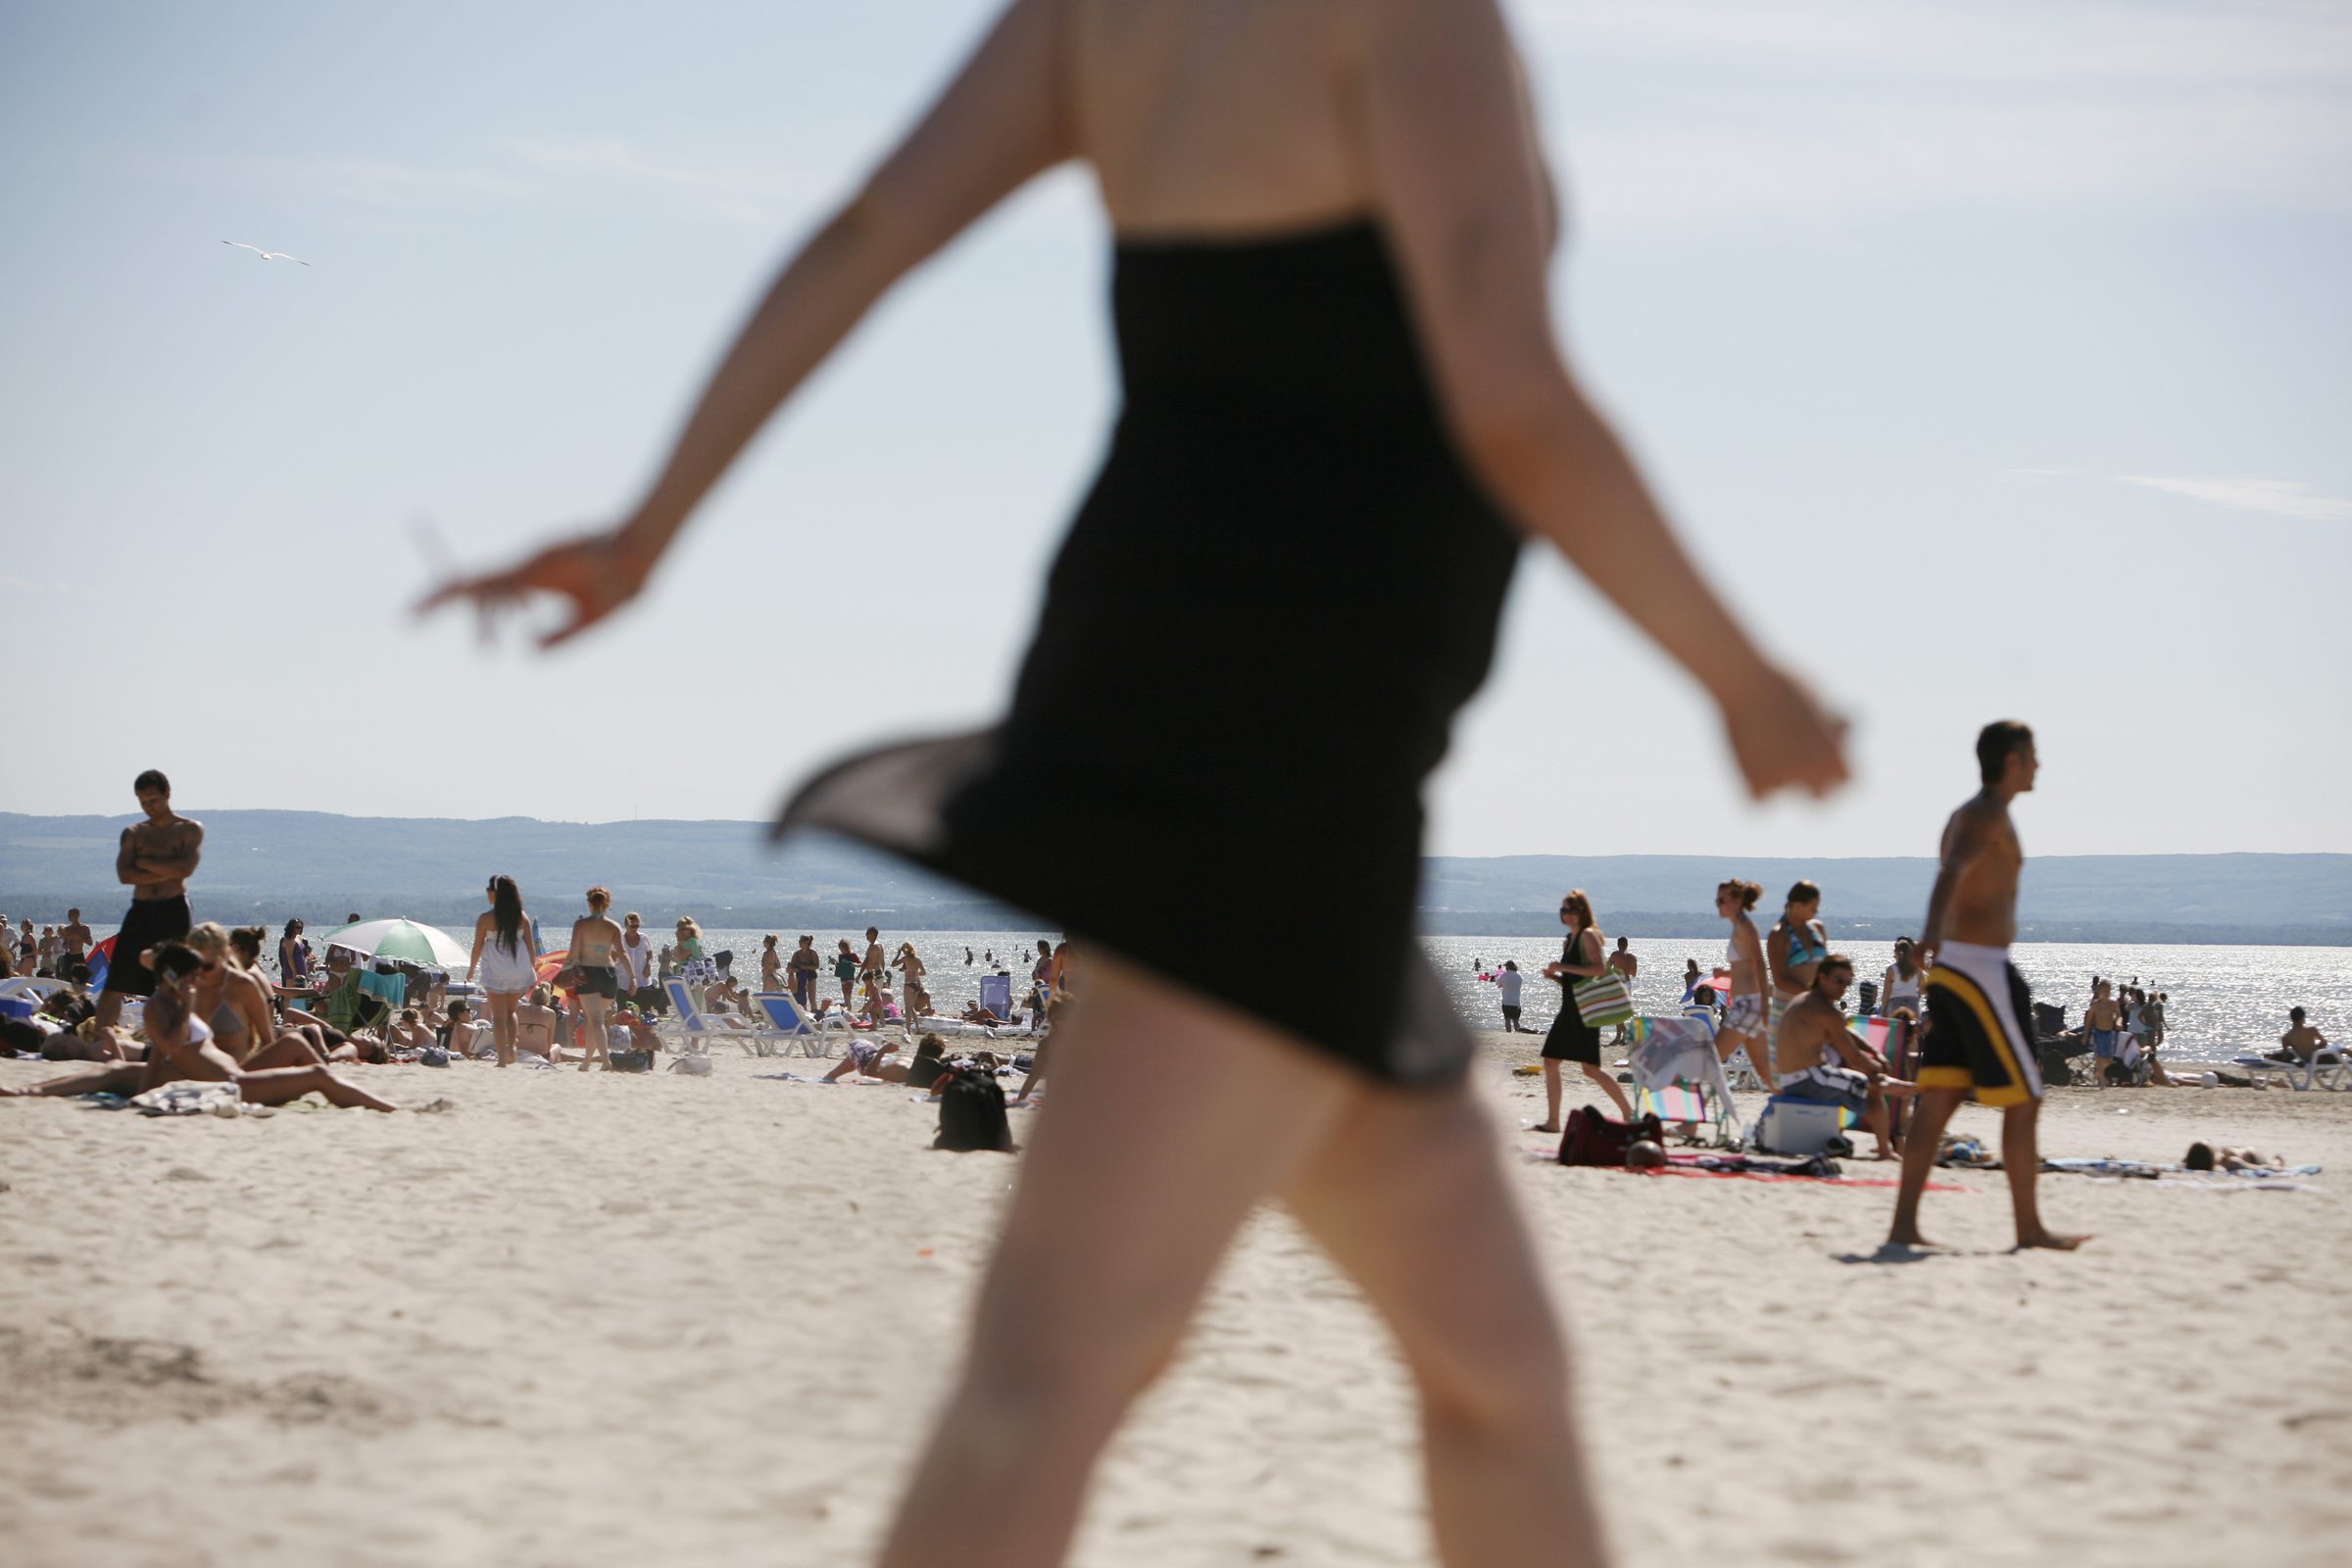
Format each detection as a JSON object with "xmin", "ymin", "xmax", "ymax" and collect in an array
[{"xmin": 4, "ymin": 1035, "xmax": 2346, "ymax": 1568}]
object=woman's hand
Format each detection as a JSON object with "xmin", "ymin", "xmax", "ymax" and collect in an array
[
  {"xmin": 1719, "ymin": 664, "xmax": 1850, "ymax": 801},
  {"xmin": 416, "ymin": 527, "xmax": 655, "ymax": 650}
]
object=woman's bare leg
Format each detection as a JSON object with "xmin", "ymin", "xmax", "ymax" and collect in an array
[
  {"xmin": 233, "ymin": 1066, "xmax": 397, "ymax": 1113},
  {"xmin": 580, "ymin": 995, "xmax": 610, "ymax": 1070},
  {"xmin": 876, "ymin": 954, "xmax": 1352, "ymax": 1568},
  {"xmin": 1581, "ymin": 1061, "xmax": 1634, "ymax": 1119},
  {"xmin": 1536, "ymin": 1059, "xmax": 1561, "ymax": 1131},
  {"xmin": 487, "ymin": 992, "xmax": 519, "ymax": 1067},
  {"xmin": 0, "ymin": 1062, "xmax": 145, "ymax": 1098},
  {"xmin": 246, "ymin": 1032, "xmax": 327, "ymax": 1069},
  {"xmin": 1720, "ymin": 1023, "xmax": 1772, "ymax": 1089},
  {"xmin": 1281, "ymin": 1083, "xmax": 1610, "ymax": 1568}
]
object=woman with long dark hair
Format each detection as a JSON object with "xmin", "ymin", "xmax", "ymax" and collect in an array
[
  {"xmin": 422, "ymin": 3, "xmax": 1845, "ymax": 1559},
  {"xmin": 277, "ymin": 917, "xmax": 311, "ymax": 987},
  {"xmin": 466, "ymin": 874, "xmax": 536, "ymax": 1068}
]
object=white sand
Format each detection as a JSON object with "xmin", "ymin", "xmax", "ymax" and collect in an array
[{"xmin": 3, "ymin": 1036, "xmax": 2346, "ymax": 1567}]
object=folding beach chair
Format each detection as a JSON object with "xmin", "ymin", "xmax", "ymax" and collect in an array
[
  {"xmin": 1627, "ymin": 1014, "xmax": 1744, "ymax": 1148},
  {"xmin": 979, "ymin": 973, "xmax": 1012, "ymax": 1018},
  {"xmin": 662, "ymin": 979, "xmax": 770, "ymax": 1057},
  {"xmin": 755, "ymin": 993, "xmax": 839, "ymax": 1058},
  {"xmin": 1855, "ymin": 1015, "xmax": 1915, "ymax": 1139}
]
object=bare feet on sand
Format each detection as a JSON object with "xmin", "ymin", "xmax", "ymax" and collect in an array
[{"xmin": 2015, "ymin": 1230, "xmax": 2092, "ymax": 1251}]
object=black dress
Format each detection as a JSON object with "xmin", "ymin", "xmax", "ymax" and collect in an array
[
  {"xmin": 774, "ymin": 220, "xmax": 1520, "ymax": 1086},
  {"xmin": 1542, "ymin": 929, "xmax": 1601, "ymax": 1065}
]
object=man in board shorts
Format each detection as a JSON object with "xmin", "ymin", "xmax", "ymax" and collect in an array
[
  {"xmin": 1888, "ymin": 722, "xmax": 2087, "ymax": 1251},
  {"xmin": 97, "ymin": 768, "xmax": 205, "ymax": 1031}
]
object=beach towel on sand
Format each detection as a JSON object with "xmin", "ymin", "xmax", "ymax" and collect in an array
[
  {"xmin": 2041, "ymin": 1157, "xmax": 2322, "ymax": 1184},
  {"xmin": 128, "ymin": 1081, "xmax": 257, "ymax": 1117}
]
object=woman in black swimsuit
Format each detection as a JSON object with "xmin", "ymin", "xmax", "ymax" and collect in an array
[{"xmin": 423, "ymin": 4, "xmax": 1845, "ymax": 1561}]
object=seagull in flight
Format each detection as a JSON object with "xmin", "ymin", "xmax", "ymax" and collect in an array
[{"xmin": 222, "ymin": 240, "xmax": 311, "ymax": 266}]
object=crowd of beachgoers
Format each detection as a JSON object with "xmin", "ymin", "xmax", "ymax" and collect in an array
[
  {"xmin": 2, "ymin": 774, "xmax": 2334, "ymax": 1138},
  {"xmin": 0, "ymin": 775, "xmax": 1072, "ymax": 1132}
]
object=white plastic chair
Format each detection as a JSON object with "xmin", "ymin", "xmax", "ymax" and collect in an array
[
  {"xmin": 2236, "ymin": 1047, "xmax": 2351, "ymax": 1093},
  {"xmin": 662, "ymin": 980, "xmax": 770, "ymax": 1057}
]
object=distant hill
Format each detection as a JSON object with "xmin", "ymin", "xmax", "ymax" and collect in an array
[{"xmin": 3, "ymin": 811, "xmax": 2345, "ymax": 945}]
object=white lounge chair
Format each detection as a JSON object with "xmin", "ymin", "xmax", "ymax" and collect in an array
[
  {"xmin": 2235, "ymin": 1047, "xmax": 2351, "ymax": 1093},
  {"xmin": 662, "ymin": 980, "xmax": 770, "ymax": 1057}
]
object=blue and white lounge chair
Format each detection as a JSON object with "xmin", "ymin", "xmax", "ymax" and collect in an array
[
  {"xmin": 662, "ymin": 980, "xmax": 770, "ymax": 1057},
  {"xmin": 755, "ymin": 993, "xmax": 839, "ymax": 1058}
]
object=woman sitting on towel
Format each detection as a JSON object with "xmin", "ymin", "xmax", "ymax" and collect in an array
[{"xmin": 2, "ymin": 944, "xmax": 396, "ymax": 1111}]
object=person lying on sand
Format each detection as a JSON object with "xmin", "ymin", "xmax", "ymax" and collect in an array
[
  {"xmin": 1, "ymin": 943, "xmax": 395, "ymax": 1111},
  {"xmin": 387, "ymin": 1007, "xmax": 438, "ymax": 1054},
  {"xmin": 2183, "ymin": 1142, "xmax": 2284, "ymax": 1173},
  {"xmin": 822, "ymin": 1037, "xmax": 903, "ymax": 1084},
  {"xmin": 957, "ymin": 1003, "xmax": 1006, "ymax": 1026}
]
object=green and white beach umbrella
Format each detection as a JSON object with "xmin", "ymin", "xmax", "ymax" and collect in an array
[{"xmin": 316, "ymin": 917, "xmax": 472, "ymax": 969}]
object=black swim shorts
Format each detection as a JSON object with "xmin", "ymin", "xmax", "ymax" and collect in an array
[
  {"xmin": 102, "ymin": 896, "xmax": 192, "ymax": 997},
  {"xmin": 572, "ymin": 964, "xmax": 618, "ymax": 999},
  {"xmin": 1920, "ymin": 946, "xmax": 2042, "ymax": 1107}
]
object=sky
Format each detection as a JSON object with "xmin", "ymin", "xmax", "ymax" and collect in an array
[{"xmin": 2, "ymin": 0, "xmax": 2347, "ymax": 858}]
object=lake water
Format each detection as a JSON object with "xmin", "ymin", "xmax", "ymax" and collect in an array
[{"xmin": 58, "ymin": 922, "xmax": 2345, "ymax": 1067}]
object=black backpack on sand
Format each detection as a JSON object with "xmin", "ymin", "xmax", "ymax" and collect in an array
[{"xmin": 936, "ymin": 1064, "xmax": 1016, "ymax": 1153}]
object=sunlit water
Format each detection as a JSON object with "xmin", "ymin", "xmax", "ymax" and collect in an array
[{"xmin": 65, "ymin": 924, "xmax": 2345, "ymax": 1067}]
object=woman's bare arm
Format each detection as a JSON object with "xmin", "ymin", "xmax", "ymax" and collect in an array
[
  {"xmin": 419, "ymin": 0, "xmax": 1072, "ymax": 646},
  {"xmin": 1352, "ymin": 0, "xmax": 1845, "ymax": 800}
]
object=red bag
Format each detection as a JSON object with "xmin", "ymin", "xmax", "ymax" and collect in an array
[{"xmin": 1556, "ymin": 1105, "xmax": 1665, "ymax": 1167}]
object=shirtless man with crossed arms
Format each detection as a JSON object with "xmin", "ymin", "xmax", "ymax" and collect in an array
[
  {"xmin": 97, "ymin": 769, "xmax": 205, "ymax": 1032},
  {"xmin": 1888, "ymin": 720, "xmax": 2087, "ymax": 1250}
]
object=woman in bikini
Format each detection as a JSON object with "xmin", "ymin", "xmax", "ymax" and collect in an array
[
  {"xmin": 1713, "ymin": 878, "xmax": 1772, "ymax": 1087},
  {"xmin": 4, "ymin": 943, "xmax": 396, "ymax": 1110},
  {"xmin": 418, "ymin": 3, "xmax": 1847, "ymax": 1559},
  {"xmin": 184, "ymin": 922, "xmax": 330, "ymax": 1069},
  {"xmin": 1767, "ymin": 878, "xmax": 1831, "ymax": 1034}
]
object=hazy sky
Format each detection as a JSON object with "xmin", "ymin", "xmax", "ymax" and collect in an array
[{"xmin": 3, "ymin": 0, "xmax": 2347, "ymax": 858}]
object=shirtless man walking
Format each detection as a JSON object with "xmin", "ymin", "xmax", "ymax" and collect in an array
[
  {"xmin": 1888, "ymin": 721, "xmax": 2087, "ymax": 1250},
  {"xmin": 97, "ymin": 769, "xmax": 204, "ymax": 1031}
]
